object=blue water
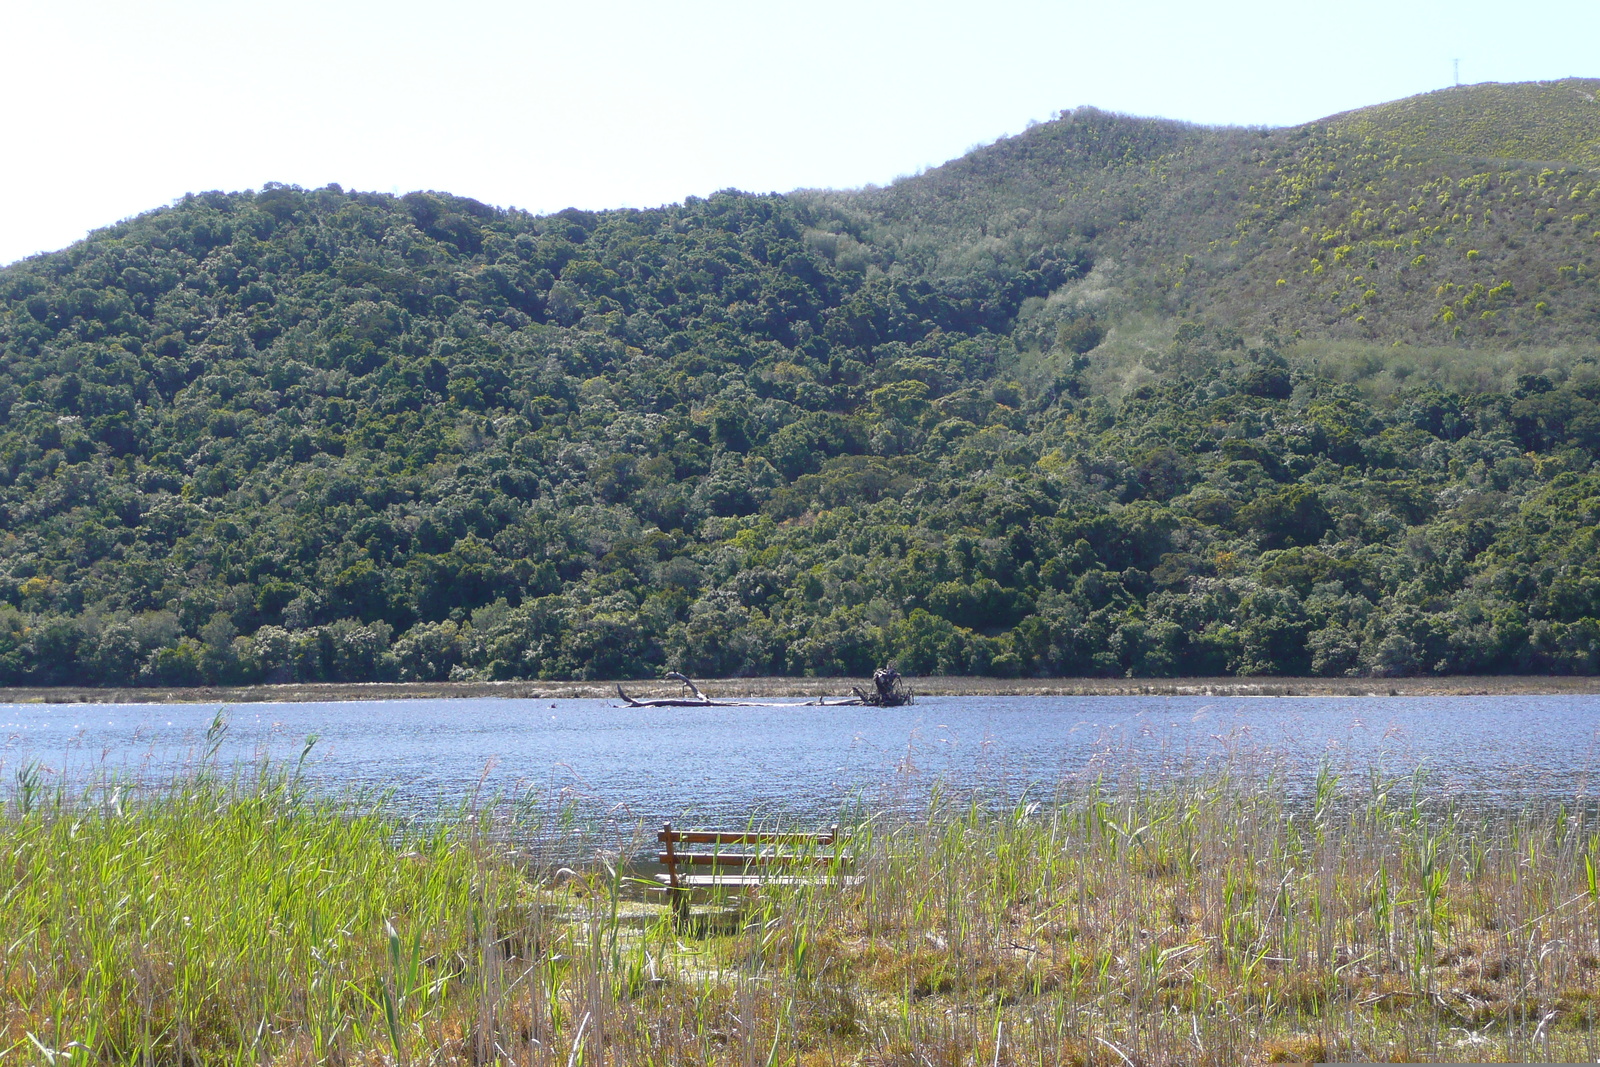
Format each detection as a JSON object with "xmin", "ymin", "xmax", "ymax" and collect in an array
[{"xmin": 4, "ymin": 695, "xmax": 1598, "ymax": 826}]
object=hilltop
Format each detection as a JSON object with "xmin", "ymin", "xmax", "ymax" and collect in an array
[
  {"xmin": 0, "ymin": 81, "xmax": 1597, "ymax": 685},
  {"xmin": 1326, "ymin": 78, "xmax": 1600, "ymax": 168},
  {"xmin": 813, "ymin": 79, "xmax": 1600, "ymax": 352}
]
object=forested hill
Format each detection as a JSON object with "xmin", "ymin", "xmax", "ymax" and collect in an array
[{"xmin": 1, "ymin": 81, "xmax": 1598, "ymax": 686}]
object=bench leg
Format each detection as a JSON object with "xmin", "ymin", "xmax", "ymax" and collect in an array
[{"xmin": 669, "ymin": 886, "xmax": 690, "ymax": 927}]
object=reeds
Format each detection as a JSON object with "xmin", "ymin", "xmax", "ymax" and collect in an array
[{"xmin": 6, "ymin": 755, "xmax": 1600, "ymax": 1064}]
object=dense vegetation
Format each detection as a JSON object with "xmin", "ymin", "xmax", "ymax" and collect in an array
[{"xmin": 1, "ymin": 81, "xmax": 1598, "ymax": 684}]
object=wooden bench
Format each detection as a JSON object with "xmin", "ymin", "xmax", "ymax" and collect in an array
[{"xmin": 655, "ymin": 822, "xmax": 858, "ymax": 918}]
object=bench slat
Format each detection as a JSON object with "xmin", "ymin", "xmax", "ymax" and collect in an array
[
  {"xmin": 659, "ymin": 830, "xmax": 837, "ymax": 846},
  {"xmin": 657, "ymin": 851, "xmax": 848, "ymax": 868},
  {"xmin": 654, "ymin": 873, "xmax": 864, "ymax": 889}
]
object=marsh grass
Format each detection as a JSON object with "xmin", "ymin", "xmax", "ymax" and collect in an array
[
  {"xmin": 7, "ymin": 753, "xmax": 1600, "ymax": 1064},
  {"xmin": 0, "ymin": 753, "xmax": 539, "ymax": 1065}
]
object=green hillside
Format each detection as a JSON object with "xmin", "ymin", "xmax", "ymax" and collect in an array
[
  {"xmin": 817, "ymin": 81, "xmax": 1600, "ymax": 351},
  {"xmin": 1327, "ymin": 78, "xmax": 1600, "ymax": 168},
  {"xmin": 1, "ymin": 82, "xmax": 1598, "ymax": 686}
]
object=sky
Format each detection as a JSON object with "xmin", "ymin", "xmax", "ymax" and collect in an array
[{"xmin": 2, "ymin": 0, "xmax": 1596, "ymax": 266}]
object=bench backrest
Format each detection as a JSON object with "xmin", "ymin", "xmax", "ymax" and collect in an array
[{"xmin": 657, "ymin": 822, "xmax": 845, "ymax": 889}]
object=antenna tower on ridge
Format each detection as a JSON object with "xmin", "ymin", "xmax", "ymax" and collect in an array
[{"xmin": 1453, "ymin": 59, "xmax": 1460, "ymax": 86}]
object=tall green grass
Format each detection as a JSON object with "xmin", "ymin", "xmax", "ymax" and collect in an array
[
  {"xmin": 0, "ymin": 753, "xmax": 530, "ymax": 1065},
  {"xmin": 7, "ymin": 752, "xmax": 1600, "ymax": 1064}
]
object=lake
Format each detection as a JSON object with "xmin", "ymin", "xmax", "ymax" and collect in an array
[{"xmin": 4, "ymin": 695, "xmax": 1598, "ymax": 829}]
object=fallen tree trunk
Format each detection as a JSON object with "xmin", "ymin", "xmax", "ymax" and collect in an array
[
  {"xmin": 614, "ymin": 685, "xmax": 862, "ymax": 708},
  {"xmin": 614, "ymin": 686, "xmax": 738, "ymax": 708},
  {"xmin": 613, "ymin": 669, "xmax": 912, "ymax": 708},
  {"xmin": 615, "ymin": 672, "xmax": 741, "ymax": 707}
]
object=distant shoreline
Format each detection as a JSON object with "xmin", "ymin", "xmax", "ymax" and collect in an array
[{"xmin": 3, "ymin": 675, "xmax": 1599, "ymax": 704}]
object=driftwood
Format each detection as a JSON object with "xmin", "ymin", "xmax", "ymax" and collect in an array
[
  {"xmin": 614, "ymin": 668, "xmax": 913, "ymax": 709},
  {"xmin": 615, "ymin": 672, "xmax": 743, "ymax": 708},
  {"xmin": 865, "ymin": 667, "xmax": 915, "ymax": 706}
]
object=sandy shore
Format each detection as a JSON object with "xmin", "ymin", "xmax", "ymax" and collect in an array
[{"xmin": 2, "ymin": 675, "xmax": 1598, "ymax": 704}]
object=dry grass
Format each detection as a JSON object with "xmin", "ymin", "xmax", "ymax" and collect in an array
[{"xmin": 7, "ymin": 750, "xmax": 1600, "ymax": 1063}]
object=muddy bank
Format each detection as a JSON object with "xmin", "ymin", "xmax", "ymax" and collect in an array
[{"xmin": 2, "ymin": 675, "xmax": 1598, "ymax": 704}]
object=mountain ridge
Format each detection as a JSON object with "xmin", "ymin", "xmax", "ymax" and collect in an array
[
  {"xmin": 1321, "ymin": 78, "xmax": 1600, "ymax": 168},
  {"xmin": 815, "ymin": 80, "xmax": 1600, "ymax": 352}
]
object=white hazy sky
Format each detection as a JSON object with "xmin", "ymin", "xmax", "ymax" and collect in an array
[{"xmin": 3, "ymin": 0, "xmax": 1596, "ymax": 266}]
